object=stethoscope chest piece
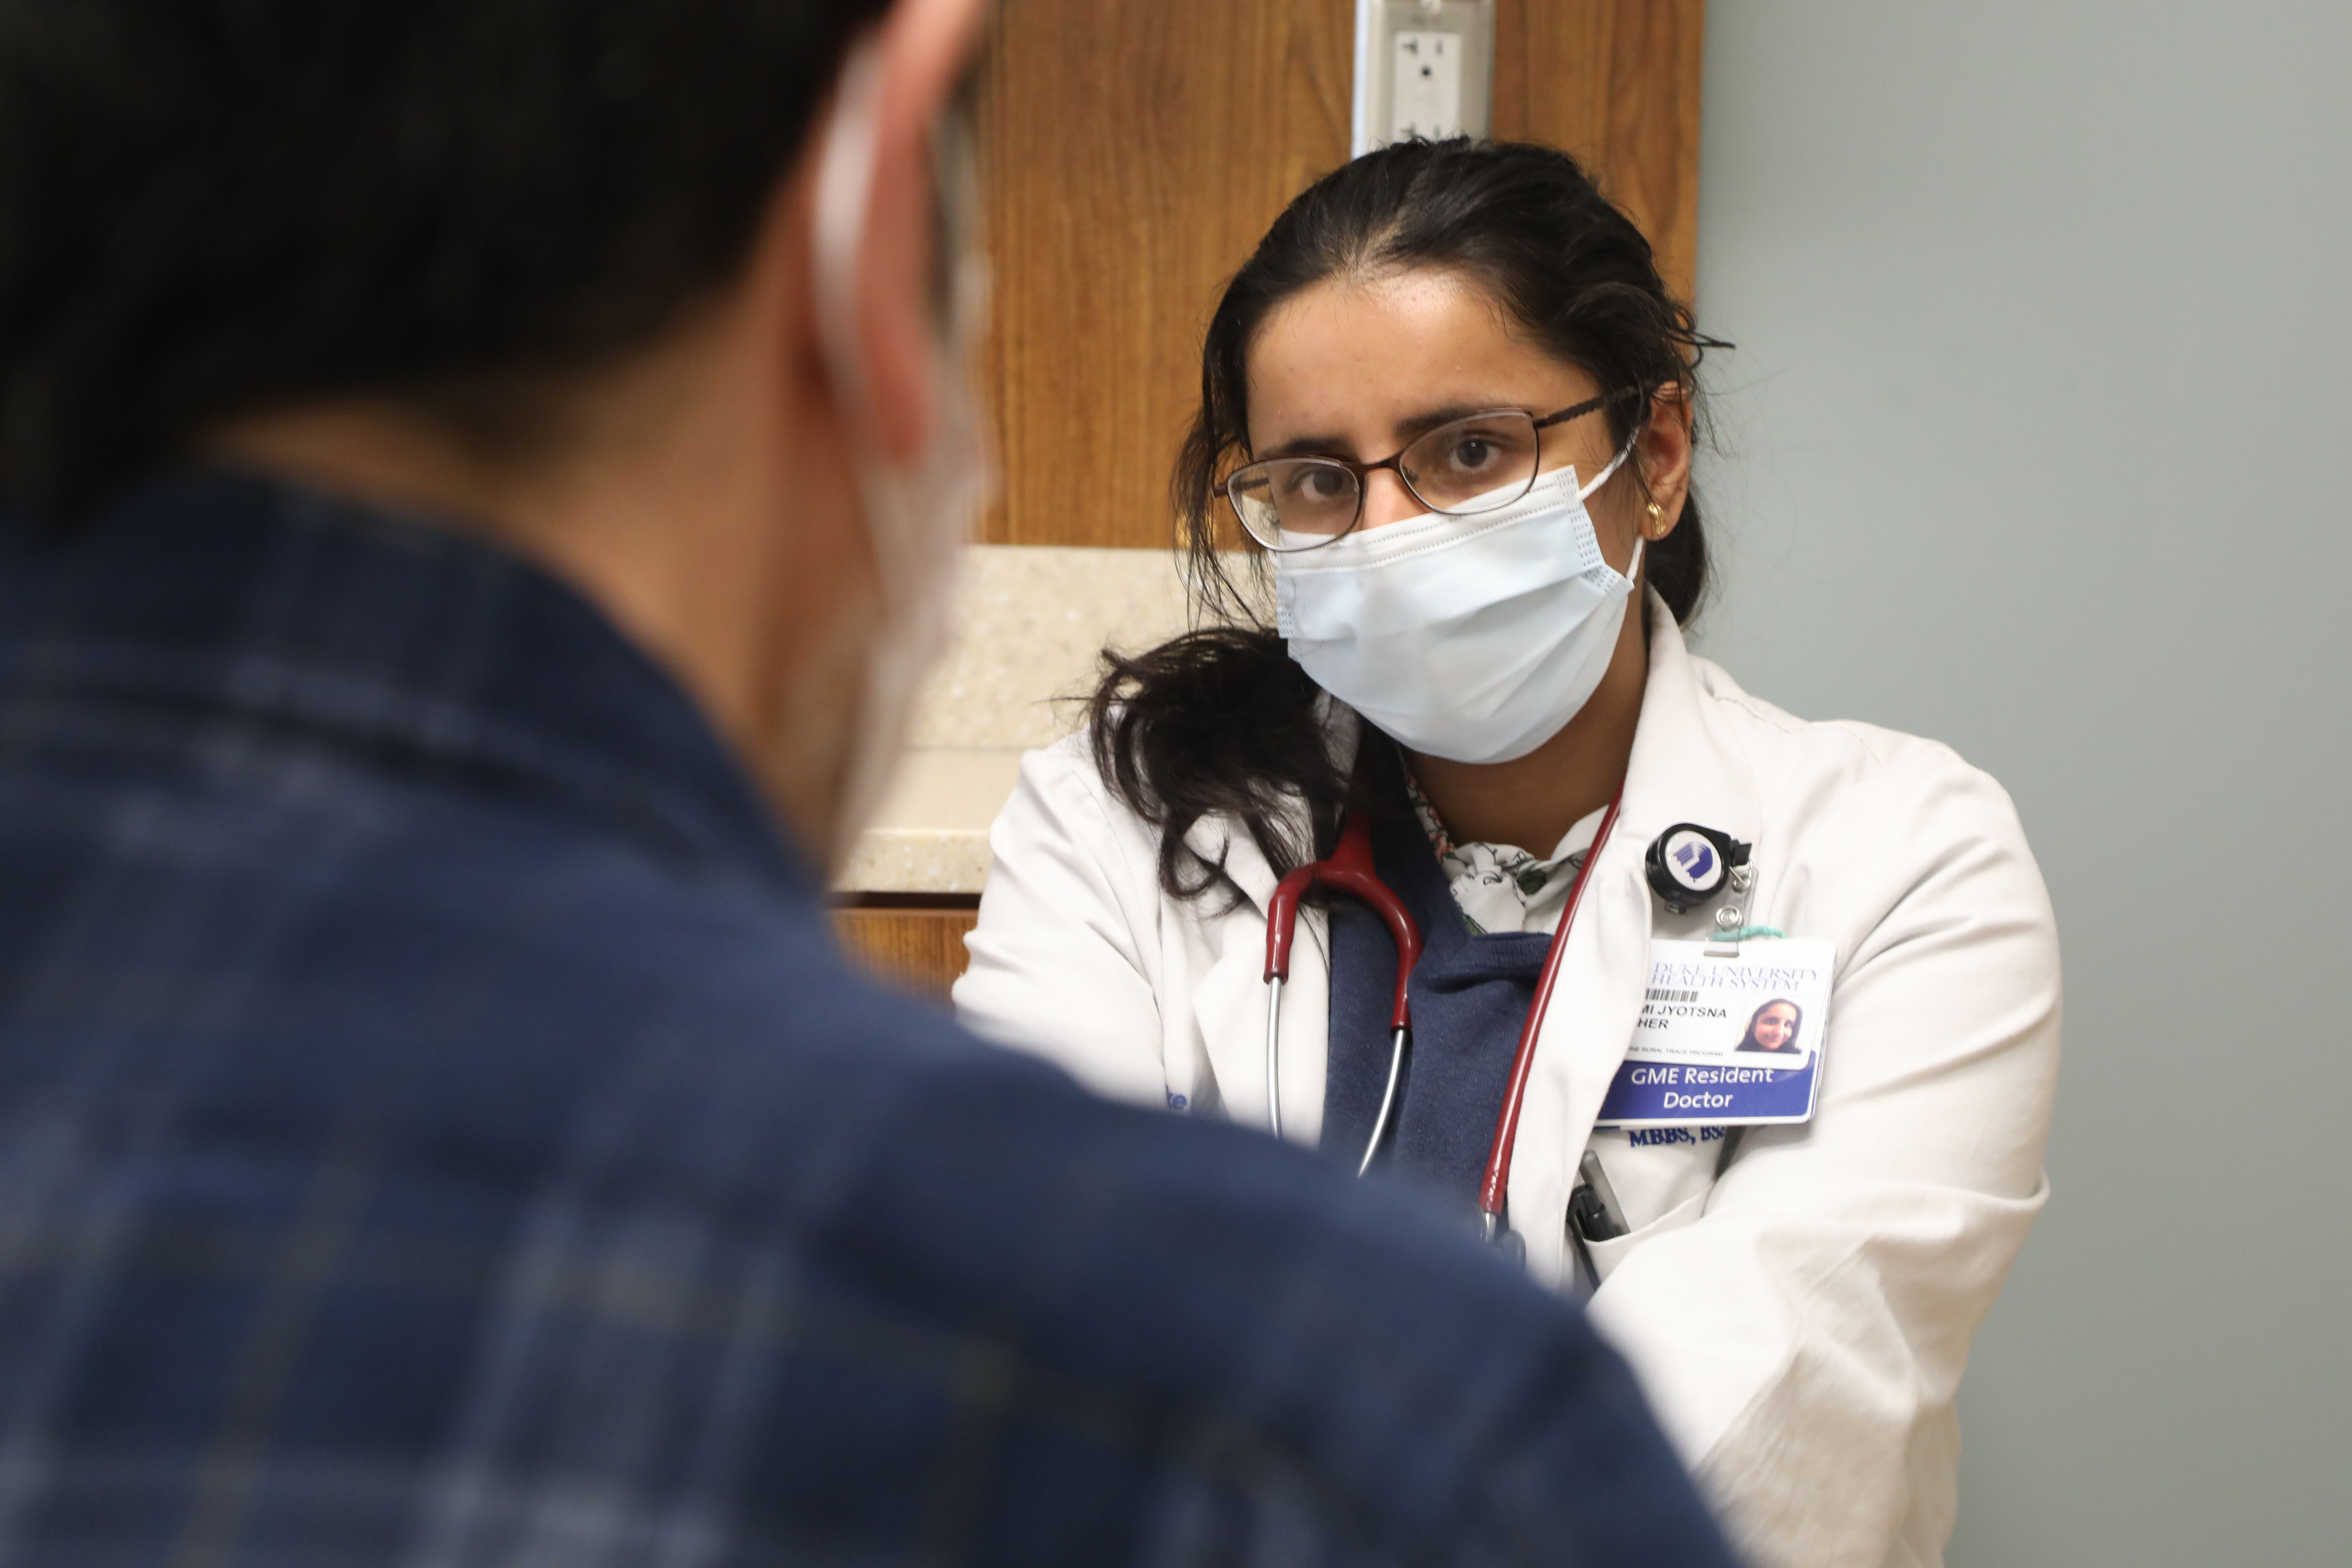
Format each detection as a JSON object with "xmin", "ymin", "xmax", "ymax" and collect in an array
[{"xmin": 1644, "ymin": 822, "xmax": 1751, "ymax": 914}]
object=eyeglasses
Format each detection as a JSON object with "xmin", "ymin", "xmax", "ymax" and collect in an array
[{"xmin": 1224, "ymin": 390, "xmax": 1639, "ymax": 552}]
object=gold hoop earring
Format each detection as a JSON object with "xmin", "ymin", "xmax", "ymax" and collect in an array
[{"xmin": 1645, "ymin": 502, "xmax": 1665, "ymax": 540}]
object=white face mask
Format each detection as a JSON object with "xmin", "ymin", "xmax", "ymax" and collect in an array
[
  {"xmin": 808, "ymin": 38, "xmax": 989, "ymax": 861},
  {"xmin": 1273, "ymin": 447, "xmax": 1641, "ymax": 765}
]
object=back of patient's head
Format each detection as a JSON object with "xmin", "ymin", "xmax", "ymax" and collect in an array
[{"xmin": 0, "ymin": 0, "xmax": 889, "ymax": 527}]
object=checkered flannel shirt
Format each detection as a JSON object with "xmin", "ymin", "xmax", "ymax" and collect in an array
[{"xmin": 0, "ymin": 473, "xmax": 1735, "ymax": 1566}]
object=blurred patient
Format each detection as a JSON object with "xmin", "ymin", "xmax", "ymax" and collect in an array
[{"xmin": 0, "ymin": 0, "xmax": 1737, "ymax": 1561}]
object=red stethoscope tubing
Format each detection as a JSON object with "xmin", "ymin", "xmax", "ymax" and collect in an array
[
  {"xmin": 1262, "ymin": 812, "xmax": 1423, "ymax": 1164},
  {"xmin": 1260, "ymin": 784, "xmax": 1627, "ymax": 1241},
  {"xmin": 1476, "ymin": 784, "xmax": 1624, "ymax": 1234},
  {"xmin": 1263, "ymin": 812, "xmax": 1418, "ymax": 1027}
]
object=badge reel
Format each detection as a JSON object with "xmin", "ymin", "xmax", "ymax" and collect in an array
[{"xmin": 1643, "ymin": 822, "xmax": 1757, "ymax": 952}]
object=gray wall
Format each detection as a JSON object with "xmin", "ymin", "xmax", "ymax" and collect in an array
[{"xmin": 1689, "ymin": 3, "xmax": 2352, "ymax": 1562}]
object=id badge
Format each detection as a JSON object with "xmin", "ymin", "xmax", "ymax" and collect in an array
[{"xmin": 1596, "ymin": 938, "xmax": 1835, "ymax": 1127}]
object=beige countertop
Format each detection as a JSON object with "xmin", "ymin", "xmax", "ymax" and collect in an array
[{"xmin": 838, "ymin": 544, "xmax": 1224, "ymax": 895}]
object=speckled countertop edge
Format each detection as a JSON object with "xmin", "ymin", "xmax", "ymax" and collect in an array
[{"xmin": 836, "ymin": 545, "xmax": 1236, "ymax": 895}]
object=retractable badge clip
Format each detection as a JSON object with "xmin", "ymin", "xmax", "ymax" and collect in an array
[{"xmin": 1643, "ymin": 823, "xmax": 1758, "ymax": 953}]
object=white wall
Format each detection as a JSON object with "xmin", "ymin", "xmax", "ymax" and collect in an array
[{"xmin": 1689, "ymin": 3, "xmax": 2352, "ymax": 1562}]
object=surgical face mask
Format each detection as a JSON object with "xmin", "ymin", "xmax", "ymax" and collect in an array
[
  {"xmin": 808, "ymin": 39, "xmax": 989, "ymax": 861},
  {"xmin": 1273, "ymin": 447, "xmax": 1641, "ymax": 765}
]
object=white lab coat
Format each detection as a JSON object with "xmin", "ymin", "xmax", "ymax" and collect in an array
[{"xmin": 952, "ymin": 595, "xmax": 2060, "ymax": 1568}]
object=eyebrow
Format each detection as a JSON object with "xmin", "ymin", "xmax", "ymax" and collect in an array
[{"xmin": 1255, "ymin": 402, "xmax": 1512, "ymax": 462}]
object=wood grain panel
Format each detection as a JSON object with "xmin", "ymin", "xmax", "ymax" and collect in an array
[
  {"xmin": 1490, "ymin": 0, "xmax": 1707, "ymax": 301},
  {"xmin": 834, "ymin": 907, "xmax": 979, "ymax": 1004},
  {"xmin": 975, "ymin": 0, "xmax": 1355, "ymax": 548},
  {"xmin": 973, "ymin": 0, "xmax": 1704, "ymax": 550}
]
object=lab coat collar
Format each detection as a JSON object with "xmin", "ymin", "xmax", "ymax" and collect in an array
[
  {"xmin": 1180, "ymin": 814, "xmax": 1271, "ymax": 909},
  {"xmin": 1617, "ymin": 592, "xmax": 1764, "ymax": 859}
]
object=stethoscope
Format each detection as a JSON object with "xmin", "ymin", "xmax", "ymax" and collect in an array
[{"xmin": 1260, "ymin": 796, "xmax": 1750, "ymax": 1251}]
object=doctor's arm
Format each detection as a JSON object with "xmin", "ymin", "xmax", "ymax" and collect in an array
[
  {"xmin": 1586, "ymin": 752, "xmax": 2062, "ymax": 1568},
  {"xmin": 952, "ymin": 741, "xmax": 1174, "ymax": 1108}
]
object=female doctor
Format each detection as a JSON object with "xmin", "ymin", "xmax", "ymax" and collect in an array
[{"xmin": 953, "ymin": 139, "xmax": 2059, "ymax": 1568}]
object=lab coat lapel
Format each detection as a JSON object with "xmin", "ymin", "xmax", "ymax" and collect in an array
[
  {"xmin": 1184, "ymin": 695, "xmax": 1360, "ymax": 1145},
  {"xmin": 1508, "ymin": 595, "xmax": 1763, "ymax": 1286},
  {"xmin": 1611, "ymin": 594, "xmax": 1765, "ymax": 924},
  {"xmin": 1183, "ymin": 806, "xmax": 1330, "ymax": 1146}
]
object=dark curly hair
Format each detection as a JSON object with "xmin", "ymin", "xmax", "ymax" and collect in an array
[{"xmin": 1091, "ymin": 138, "xmax": 1723, "ymax": 899}]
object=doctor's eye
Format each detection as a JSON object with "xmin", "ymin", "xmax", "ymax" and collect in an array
[
  {"xmin": 1406, "ymin": 411, "xmax": 1539, "ymax": 512},
  {"xmin": 1287, "ymin": 467, "xmax": 1350, "ymax": 502},
  {"xmin": 1227, "ymin": 458, "xmax": 1365, "ymax": 547},
  {"xmin": 1271, "ymin": 461, "xmax": 1360, "ymax": 520}
]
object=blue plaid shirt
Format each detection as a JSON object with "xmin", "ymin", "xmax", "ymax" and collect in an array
[{"xmin": 0, "ymin": 473, "xmax": 1737, "ymax": 1566}]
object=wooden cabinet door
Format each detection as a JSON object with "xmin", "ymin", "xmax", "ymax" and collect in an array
[
  {"xmin": 834, "ymin": 906, "xmax": 981, "ymax": 1004},
  {"xmin": 975, "ymin": 0, "xmax": 1706, "ymax": 552}
]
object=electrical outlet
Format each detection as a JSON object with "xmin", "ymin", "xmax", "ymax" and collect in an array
[
  {"xmin": 1353, "ymin": 0, "xmax": 1495, "ymax": 156},
  {"xmin": 1391, "ymin": 32, "xmax": 1462, "ymax": 141}
]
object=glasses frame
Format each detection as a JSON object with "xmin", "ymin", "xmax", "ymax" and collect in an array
[{"xmin": 1225, "ymin": 387, "xmax": 1643, "ymax": 552}]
